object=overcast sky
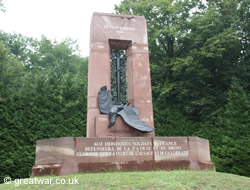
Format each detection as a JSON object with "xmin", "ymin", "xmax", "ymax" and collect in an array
[{"xmin": 0, "ymin": 0, "xmax": 122, "ymax": 56}]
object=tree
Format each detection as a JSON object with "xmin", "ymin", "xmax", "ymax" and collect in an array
[
  {"xmin": 116, "ymin": 0, "xmax": 249, "ymax": 176},
  {"xmin": 116, "ymin": 0, "xmax": 243, "ymax": 120},
  {"xmin": 219, "ymin": 81, "xmax": 250, "ymax": 176},
  {"xmin": 0, "ymin": 32, "xmax": 88, "ymax": 182}
]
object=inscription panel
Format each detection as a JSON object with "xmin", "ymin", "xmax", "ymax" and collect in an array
[
  {"xmin": 154, "ymin": 137, "xmax": 189, "ymax": 161},
  {"xmin": 75, "ymin": 137, "xmax": 190, "ymax": 163},
  {"xmin": 76, "ymin": 137, "xmax": 116, "ymax": 163},
  {"xmin": 115, "ymin": 137, "xmax": 153, "ymax": 162}
]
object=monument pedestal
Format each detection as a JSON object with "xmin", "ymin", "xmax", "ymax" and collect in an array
[{"xmin": 32, "ymin": 137, "xmax": 215, "ymax": 176}]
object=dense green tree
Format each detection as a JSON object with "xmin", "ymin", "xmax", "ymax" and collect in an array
[
  {"xmin": 116, "ymin": 0, "xmax": 243, "ymax": 120},
  {"xmin": 116, "ymin": 0, "xmax": 249, "ymax": 176},
  {"xmin": 218, "ymin": 81, "xmax": 249, "ymax": 176},
  {"xmin": 195, "ymin": 81, "xmax": 250, "ymax": 176},
  {"xmin": 0, "ymin": 32, "xmax": 88, "ymax": 182}
]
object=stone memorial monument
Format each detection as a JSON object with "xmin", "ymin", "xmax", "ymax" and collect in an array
[
  {"xmin": 87, "ymin": 12, "xmax": 155, "ymax": 137},
  {"xmin": 32, "ymin": 13, "xmax": 214, "ymax": 176}
]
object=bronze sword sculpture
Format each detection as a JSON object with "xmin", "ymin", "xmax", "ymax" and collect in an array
[{"xmin": 98, "ymin": 49, "xmax": 154, "ymax": 133}]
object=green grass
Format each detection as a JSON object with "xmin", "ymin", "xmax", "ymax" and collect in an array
[{"xmin": 1, "ymin": 170, "xmax": 249, "ymax": 190}]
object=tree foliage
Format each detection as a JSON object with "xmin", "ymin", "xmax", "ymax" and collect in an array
[
  {"xmin": 0, "ymin": 32, "xmax": 88, "ymax": 182},
  {"xmin": 116, "ymin": 0, "xmax": 249, "ymax": 176}
]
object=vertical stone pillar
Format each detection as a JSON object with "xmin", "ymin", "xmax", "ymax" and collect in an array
[{"xmin": 87, "ymin": 13, "xmax": 154, "ymax": 137}]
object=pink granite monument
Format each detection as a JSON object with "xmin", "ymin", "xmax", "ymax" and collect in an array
[
  {"xmin": 32, "ymin": 13, "xmax": 214, "ymax": 176},
  {"xmin": 87, "ymin": 13, "xmax": 154, "ymax": 137}
]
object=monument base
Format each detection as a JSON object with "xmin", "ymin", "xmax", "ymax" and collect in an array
[{"xmin": 32, "ymin": 137, "xmax": 215, "ymax": 176}]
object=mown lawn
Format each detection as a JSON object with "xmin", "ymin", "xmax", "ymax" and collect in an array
[{"xmin": 1, "ymin": 170, "xmax": 249, "ymax": 190}]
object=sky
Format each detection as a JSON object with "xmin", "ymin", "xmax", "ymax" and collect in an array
[{"xmin": 0, "ymin": 0, "xmax": 122, "ymax": 56}]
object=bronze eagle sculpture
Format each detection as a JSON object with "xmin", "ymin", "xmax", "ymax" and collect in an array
[{"xmin": 98, "ymin": 86, "xmax": 154, "ymax": 133}]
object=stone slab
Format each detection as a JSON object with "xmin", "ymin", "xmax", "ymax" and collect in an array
[
  {"xmin": 35, "ymin": 137, "xmax": 76, "ymax": 165},
  {"xmin": 32, "ymin": 137, "xmax": 215, "ymax": 176},
  {"xmin": 188, "ymin": 137, "xmax": 211, "ymax": 161}
]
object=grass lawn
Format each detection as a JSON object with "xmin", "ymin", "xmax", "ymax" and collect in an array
[{"xmin": 1, "ymin": 170, "xmax": 249, "ymax": 190}]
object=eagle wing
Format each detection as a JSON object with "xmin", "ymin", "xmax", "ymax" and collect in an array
[
  {"xmin": 98, "ymin": 86, "xmax": 114, "ymax": 114},
  {"xmin": 118, "ymin": 105, "xmax": 154, "ymax": 133}
]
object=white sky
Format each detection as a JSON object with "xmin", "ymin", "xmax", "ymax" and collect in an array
[{"xmin": 0, "ymin": 0, "xmax": 122, "ymax": 56}]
